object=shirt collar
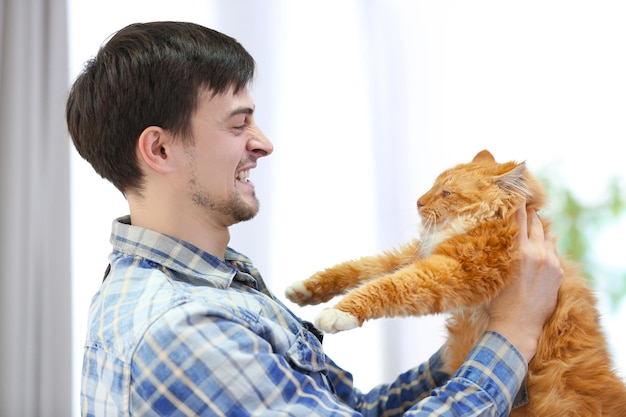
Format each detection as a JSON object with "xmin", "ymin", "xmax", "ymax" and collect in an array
[{"xmin": 110, "ymin": 215, "xmax": 254, "ymax": 289}]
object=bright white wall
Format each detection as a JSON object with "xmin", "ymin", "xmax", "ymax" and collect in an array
[{"xmin": 69, "ymin": 1, "xmax": 626, "ymax": 415}]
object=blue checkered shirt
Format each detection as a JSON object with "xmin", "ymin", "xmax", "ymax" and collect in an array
[{"xmin": 80, "ymin": 216, "xmax": 527, "ymax": 416}]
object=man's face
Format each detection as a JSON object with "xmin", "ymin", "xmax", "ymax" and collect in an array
[{"xmin": 179, "ymin": 86, "xmax": 273, "ymax": 227}]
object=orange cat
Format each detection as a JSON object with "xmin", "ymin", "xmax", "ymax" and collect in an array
[{"xmin": 285, "ymin": 150, "xmax": 626, "ymax": 416}]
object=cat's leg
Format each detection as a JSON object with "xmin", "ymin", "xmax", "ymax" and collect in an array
[
  {"xmin": 315, "ymin": 254, "xmax": 506, "ymax": 333},
  {"xmin": 285, "ymin": 258, "xmax": 385, "ymax": 306},
  {"xmin": 285, "ymin": 240, "xmax": 421, "ymax": 306}
]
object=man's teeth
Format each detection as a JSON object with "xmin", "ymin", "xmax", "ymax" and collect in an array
[{"xmin": 237, "ymin": 170, "xmax": 250, "ymax": 182}]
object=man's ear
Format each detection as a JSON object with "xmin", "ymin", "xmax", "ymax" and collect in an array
[{"xmin": 136, "ymin": 126, "xmax": 175, "ymax": 174}]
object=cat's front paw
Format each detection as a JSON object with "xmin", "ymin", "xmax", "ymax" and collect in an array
[
  {"xmin": 315, "ymin": 308, "xmax": 359, "ymax": 333},
  {"xmin": 285, "ymin": 281, "xmax": 316, "ymax": 306}
]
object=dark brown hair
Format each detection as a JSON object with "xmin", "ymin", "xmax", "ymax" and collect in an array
[{"xmin": 66, "ymin": 21, "xmax": 255, "ymax": 194}]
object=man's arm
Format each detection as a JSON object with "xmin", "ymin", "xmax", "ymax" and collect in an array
[
  {"xmin": 329, "ymin": 331, "xmax": 526, "ymax": 417},
  {"xmin": 132, "ymin": 303, "xmax": 523, "ymax": 417}
]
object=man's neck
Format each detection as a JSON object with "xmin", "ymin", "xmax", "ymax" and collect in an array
[{"xmin": 127, "ymin": 196, "xmax": 230, "ymax": 260}]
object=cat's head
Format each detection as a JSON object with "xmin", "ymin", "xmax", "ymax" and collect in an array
[{"xmin": 417, "ymin": 149, "xmax": 546, "ymax": 240}]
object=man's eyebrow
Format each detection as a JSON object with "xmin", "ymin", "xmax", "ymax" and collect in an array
[{"xmin": 229, "ymin": 106, "xmax": 255, "ymax": 117}]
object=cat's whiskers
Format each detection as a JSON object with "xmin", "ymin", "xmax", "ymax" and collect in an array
[{"xmin": 418, "ymin": 214, "xmax": 450, "ymax": 257}]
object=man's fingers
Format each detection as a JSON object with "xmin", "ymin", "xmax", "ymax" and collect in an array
[
  {"xmin": 527, "ymin": 209, "xmax": 545, "ymax": 241},
  {"xmin": 516, "ymin": 204, "xmax": 528, "ymax": 238}
]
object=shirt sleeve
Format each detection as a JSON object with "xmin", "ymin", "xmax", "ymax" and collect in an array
[
  {"xmin": 410, "ymin": 331, "xmax": 527, "ymax": 416},
  {"xmin": 131, "ymin": 300, "xmax": 526, "ymax": 417},
  {"xmin": 329, "ymin": 331, "xmax": 527, "ymax": 417}
]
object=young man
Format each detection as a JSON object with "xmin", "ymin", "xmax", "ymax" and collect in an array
[{"xmin": 67, "ymin": 21, "xmax": 563, "ymax": 416}]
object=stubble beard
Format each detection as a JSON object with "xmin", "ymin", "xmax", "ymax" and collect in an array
[
  {"xmin": 190, "ymin": 183, "xmax": 259, "ymax": 224},
  {"xmin": 184, "ymin": 147, "xmax": 259, "ymax": 224}
]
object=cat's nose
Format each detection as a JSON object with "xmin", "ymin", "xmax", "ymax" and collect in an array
[{"xmin": 417, "ymin": 200, "xmax": 424, "ymax": 209}]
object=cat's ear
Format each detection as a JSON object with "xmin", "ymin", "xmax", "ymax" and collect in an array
[
  {"xmin": 472, "ymin": 150, "xmax": 495, "ymax": 163},
  {"xmin": 494, "ymin": 162, "xmax": 527, "ymax": 193}
]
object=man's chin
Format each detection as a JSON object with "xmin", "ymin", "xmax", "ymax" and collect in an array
[
  {"xmin": 231, "ymin": 199, "xmax": 260, "ymax": 223},
  {"xmin": 235, "ymin": 208, "xmax": 258, "ymax": 223}
]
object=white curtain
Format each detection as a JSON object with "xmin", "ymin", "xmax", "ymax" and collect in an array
[{"xmin": 0, "ymin": 0, "xmax": 72, "ymax": 415}]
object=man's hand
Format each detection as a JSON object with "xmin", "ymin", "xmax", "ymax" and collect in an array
[{"xmin": 487, "ymin": 205, "xmax": 564, "ymax": 363}]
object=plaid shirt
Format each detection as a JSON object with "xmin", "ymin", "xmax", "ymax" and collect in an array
[{"xmin": 80, "ymin": 216, "xmax": 527, "ymax": 416}]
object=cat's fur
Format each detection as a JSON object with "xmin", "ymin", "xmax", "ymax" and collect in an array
[{"xmin": 285, "ymin": 150, "xmax": 626, "ymax": 416}]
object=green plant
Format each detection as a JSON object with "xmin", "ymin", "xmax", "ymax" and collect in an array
[{"xmin": 539, "ymin": 172, "xmax": 626, "ymax": 310}]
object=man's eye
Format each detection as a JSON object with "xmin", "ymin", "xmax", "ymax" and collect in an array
[{"xmin": 233, "ymin": 118, "xmax": 248, "ymax": 130}]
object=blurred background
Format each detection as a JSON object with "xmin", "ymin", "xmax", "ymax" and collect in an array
[{"xmin": 1, "ymin": 1, "xmax": 624, "ymax": 415}]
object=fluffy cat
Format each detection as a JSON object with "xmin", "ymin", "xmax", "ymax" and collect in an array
[{"xmin": 285, "ymin": 150, "xmax": 626, "ymax": 416}]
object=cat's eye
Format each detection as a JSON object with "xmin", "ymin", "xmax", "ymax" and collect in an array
[{"xmin": 441, "ymin": 190, "xmax": 452, "ymax": 197}]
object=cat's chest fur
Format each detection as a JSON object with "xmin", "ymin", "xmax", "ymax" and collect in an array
[
  {"xmin": 442, "ymin": 306, "xmax": 491, "ymax": 374},
  {"xmin": 416, "ymin": 215, "xmax": 475, "ymax": 257}
]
